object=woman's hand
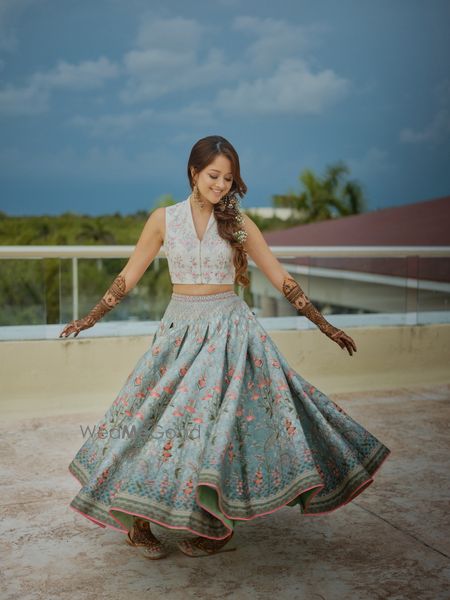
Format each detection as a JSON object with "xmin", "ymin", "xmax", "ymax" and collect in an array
[
  {"xmin": 280, "ymin": 276, "xmax": 358, "ymax": 356},
  {"xmin": 328, "ymin": 328, "xmax": 357, "ymax": 356},
  {"xmin": 59, "ymin": 273, "xmax": 127, "ymax": 339},
  {"xmin": 59, "ymin": 315, "xmax": 95, "ymax": 338}
]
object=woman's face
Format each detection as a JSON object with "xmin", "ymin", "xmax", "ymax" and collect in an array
[{"xmin": 191, "ymin": 154, "xmax": 234, "ymax": 206}]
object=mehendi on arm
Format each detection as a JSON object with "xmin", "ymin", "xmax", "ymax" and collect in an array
[
  {"xmin": 59, "ymin": 273, "xmax": 128, "ymax": 338},
  {"xmin": 282, "ymin": 275, "xmax": 357, "ymax": 355}
]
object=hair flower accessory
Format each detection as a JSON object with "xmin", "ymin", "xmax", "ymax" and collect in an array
[
  {"xmin": 221, "ymin": 192, "xmax": 248, "ymax": 244},
  {"xmin": 233, "ymin": 229, "xmax": 248, "ymax": 243}
]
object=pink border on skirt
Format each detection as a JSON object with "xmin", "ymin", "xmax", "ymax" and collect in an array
[{"xmin": 68, "ymin": 448, "xmax": 391, "ymax": 540}]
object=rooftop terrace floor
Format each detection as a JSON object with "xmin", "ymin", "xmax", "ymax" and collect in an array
[{"xmin": 1, "ymin": 383, "xmax": 449, "ymax": 600}]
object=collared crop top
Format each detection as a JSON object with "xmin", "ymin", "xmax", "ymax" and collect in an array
[{"xmin": 162, "ymin": 196, "xmax": 236, "ymax": 284}]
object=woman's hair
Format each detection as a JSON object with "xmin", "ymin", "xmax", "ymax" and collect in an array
[{"xmin": 187, "ymin": 135, "xmax": 250, "ymax": 287}]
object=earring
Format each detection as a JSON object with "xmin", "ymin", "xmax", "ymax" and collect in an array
[{"xmin": 192, "ymin": 182, "xmax": 206, "ymax": 209}]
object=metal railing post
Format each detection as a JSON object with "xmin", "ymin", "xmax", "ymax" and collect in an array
[
  {"xmin": 405, "ymin": 255, "xmax": 419, "ymax": 326},
  {"xmin": 72, "ymin": 256, "xmax": 79, "ymax": 321}
]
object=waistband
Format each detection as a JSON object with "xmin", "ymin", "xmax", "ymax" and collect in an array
[{"xmin": 170, "ymin": 290, "xmax": 238, "ymax": 302}]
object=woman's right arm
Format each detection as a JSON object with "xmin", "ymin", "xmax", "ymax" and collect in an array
[{"xmin": 59, "ymin": 207, "xmax": 165, "ymax": 338}]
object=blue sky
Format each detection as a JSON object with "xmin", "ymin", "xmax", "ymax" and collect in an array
[{"xmin": 0, "ymin": 0, "xmax": 449, "ymax": 216}]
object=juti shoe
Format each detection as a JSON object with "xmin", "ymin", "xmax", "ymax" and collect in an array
[
  {"xmin": 126, "ymin": 517, "xmax": 170, "ymax": 560},
  {"xmin": 177, "ymin": 530, "xmax": 236, "ymax": 557}
]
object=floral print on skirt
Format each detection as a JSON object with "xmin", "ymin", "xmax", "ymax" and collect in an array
[{"xmin": 68, "ymin": 290, "xmax": 391, "ymax": 540}]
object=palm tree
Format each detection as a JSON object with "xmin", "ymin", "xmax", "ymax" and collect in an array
[
  {"xmin": 273, "ymin": 161, "xmax": 366, "ymax": 223},
  {"xmin": 75, "ymin": 218, "xmax": 116, "ymax": 244}
]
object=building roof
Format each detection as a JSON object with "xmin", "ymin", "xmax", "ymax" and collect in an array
[
  {"xmin": 259, "ymin": 195, "xmax": 450, "ymax": 284},
  {"xmin": 261, "ymin": 194, "xmax": 450, "ymax": 247}
]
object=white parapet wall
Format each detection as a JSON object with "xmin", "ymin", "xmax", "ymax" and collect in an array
[{"xmin": 1, "ymin": 324, "xmax": 449, "ymax": 421}]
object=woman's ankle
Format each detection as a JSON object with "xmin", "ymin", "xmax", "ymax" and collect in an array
[{"xmin": 133, "ymin": 517, "xmax": 152, "ymax": 533}]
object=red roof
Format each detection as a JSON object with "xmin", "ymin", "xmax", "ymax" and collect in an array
[
  {"xmin": 262, "ymin": 194, "xmax": 450, "ymax": 246},
  {"xmin": 260, "ymin": 195, "xmax": 450, "ymax": 284}
]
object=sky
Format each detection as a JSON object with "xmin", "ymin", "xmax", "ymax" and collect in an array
[{"xmin": 0, "ymin": 0, "xmax": 449, "ymax": 216}]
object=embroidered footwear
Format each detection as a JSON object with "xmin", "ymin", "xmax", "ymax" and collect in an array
[
  {"xmin": 177, "ymin": 530, "xmax": 236, "ymax": 557},
  {"xmin": 126, "ymin": 517, "xmax": 170, "ymax": 560}
]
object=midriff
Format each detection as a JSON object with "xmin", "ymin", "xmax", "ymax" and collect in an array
[{"xmin": 172, "ymin": 283, "xmax": 235, "ymax": 296}]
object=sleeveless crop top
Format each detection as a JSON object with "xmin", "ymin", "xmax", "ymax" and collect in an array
[{"xmin": 162, "ymin": 196, "xmax": 236, "ymax": 284}]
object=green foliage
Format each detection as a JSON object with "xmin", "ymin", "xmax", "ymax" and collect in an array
[
  {"xmin": 0, "ymin": 203, "xmax": 173, "ymax": 325},
  {"xmin": 272, "ymin": 160, "xmax": 367, "ymax": 224},
  {"xmin": 243, "ymin": 209, "xmax": 308, "ymax": 232}
]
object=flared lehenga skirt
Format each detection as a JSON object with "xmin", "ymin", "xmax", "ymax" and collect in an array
[{"xmin": 68, "ymin": 290, "xmax": 391, "ymax": 540}]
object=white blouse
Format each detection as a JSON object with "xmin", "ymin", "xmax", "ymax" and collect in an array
[{"xmin": 162, "ymin": 196, "xmax": 236, "ymax": 284}]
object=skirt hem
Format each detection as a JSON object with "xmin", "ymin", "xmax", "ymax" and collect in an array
[{"xmin": 68, "ymin": 443, "xmax": 391, "ymax": 539}]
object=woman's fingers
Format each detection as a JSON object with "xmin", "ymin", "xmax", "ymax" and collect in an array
[
  {"xmin": 59, "ymin": 321, "xmax": 80, "ymax": 338},
  {"xmin": 332, "ymin": 330, "xmax": 357, "ymax": 356},
  {"xmin": 339, "ymin": 337, "xmax": 352, "ymax": 355},
  {"xmin": 343, "ymin": 333, "xmax": 357, "ymax": 353},
  {"xmin": 342, "ymin": 334, "xmax": 357, "ymax": 356}
]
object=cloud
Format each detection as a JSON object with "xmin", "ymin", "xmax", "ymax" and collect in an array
[
  {"xmin": 134, "ymin": 14, "xmax": 204, "ymax": 51},
  {"xmin": 67, "ymin": 102, "xmax": 216, "ymax": 138},
  {"xmin": 119, "ymin": 15, "xmax": 239, "ymax": 104},
  {"xmin": 214, "ymin": 58, "xmax": 350, "ymax": 115},
  {"xmin": 0, "ymin": 56, "xmax": 120, "ymax": 116},
  {"xmin": 118, "ymin": 14, "xmax": 334, "ymax": 108},
  {"xmin": 1, "ymin": 12, "xmax": 350, "ymax": 130},
  {"xmin": 0, "ymin": 81, "xmax": 49, "ymax": 115},
  {"xmin": 120, "ymin": 48, "xmax": 231, "ymax": 103},
  {"xmin": 62, "ymin": 14, "xmax": 349, "ymax": 133},
  {"xmin": 346, "ymin": 146, "xmax": 392, "ymax": 179},
  {"xmin": 214, "ymin": 16, "xmax": 342, "ymax": 115},
  {"xmin": 0, "ymin": 143, "xmax": 177, "ymax": 181},
  {"xmin": 232, "ymin": 15, "xmax": 329, "ymax": 70},
  {"xmin": 68, "ymin": 108, "xmax": 156, "ymax": 137},
  {"xmin": 399, "ymin": 109, "xmax": 450, "ymax": 144},
  {"xmin": 31, "ymin": 56, "xmax": 120, "ymax": 90},
  {"xmin": 399, "ymin": 78, "xmax": 450, "ymax": 144}
]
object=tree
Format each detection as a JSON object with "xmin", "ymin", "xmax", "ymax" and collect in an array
[
  {"xmin": 154, "ymin": 194, "xmax": 177, "ymax": 209},
  {"xmin": 75, "ymin": 218, "xmax": 116, "ymax": 244},
  {"xmin": 272, "ymin": 161, "xmax": 367, "ymax": 224}
]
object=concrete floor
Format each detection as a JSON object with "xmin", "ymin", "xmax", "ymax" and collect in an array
[{"xmin": 1, "ymin": 383, "xmax": 449, "ymax": 600}]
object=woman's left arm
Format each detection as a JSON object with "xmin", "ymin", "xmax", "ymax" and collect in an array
[{"xmin": 242, "ymin": 214, "xmax": 357, "ymax": 356}]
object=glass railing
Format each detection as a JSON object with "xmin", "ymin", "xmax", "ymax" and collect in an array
[{"xmin": 0, "ymin": 245, "xmax": 449, "ymax": 340}]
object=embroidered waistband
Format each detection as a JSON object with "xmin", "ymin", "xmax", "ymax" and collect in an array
[{"xmin": 171, "ymin": 290, "xmax": 237, "ymax": 302}]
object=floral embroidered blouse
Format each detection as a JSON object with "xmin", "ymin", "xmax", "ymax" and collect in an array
[{"xmin": 162, "ymin": 196, "xmax": 236, "ymax": 284}]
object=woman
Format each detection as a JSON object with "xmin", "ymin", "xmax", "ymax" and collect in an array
[{"xmin": 60, "ymin": 135, "xmax": 391, "ymax": 560}]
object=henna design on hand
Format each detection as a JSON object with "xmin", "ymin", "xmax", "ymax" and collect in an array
[
  {"xmin": 59, "ymin": 273, "xmax": 127, "ymax": 338},
  {"xmin": 281, "ymin": 275, "xmax": 357, "ymax": 356}
]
